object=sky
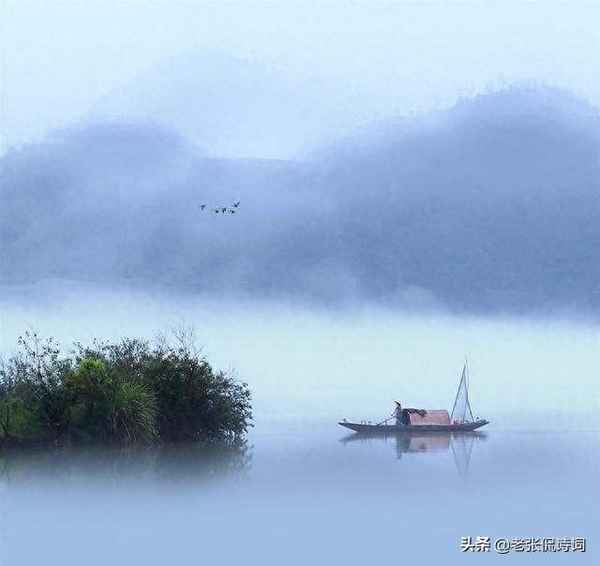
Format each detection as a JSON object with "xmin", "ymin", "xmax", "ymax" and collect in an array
[
  {"xmin": 1, "ymin": 1, "xmax": 600, "ymax": 434},
  {"xmin": 2, "ymin": 1, "xmax": 600, "ymax": 152}
]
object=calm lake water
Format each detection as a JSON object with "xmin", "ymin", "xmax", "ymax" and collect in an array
[
  {"xmin": 1, "ymin": 421, "xmax": 597, "ymax": 565},
  {"xmin": 1, "ymin": 287, "xmax": 598, "ymax": 564}
]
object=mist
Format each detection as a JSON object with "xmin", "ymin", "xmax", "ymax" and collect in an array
[
  {"xmin": 2, "ymin": 281, "xmax": 599, "ymax": 563},
  {"xmin": 1, "ymin": 280, "xmax": 598, "ymax": 430},
  {"xmin": 2, "ymin": 4, "xmax": 600, "ymax": 563},
  {"xmin": 2, "ymin": 85, "xmax": 600, "ymax": 316}
]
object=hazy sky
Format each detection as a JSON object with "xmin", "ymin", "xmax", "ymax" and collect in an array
[
  {"xmin": 2, "ymin": 281, "xmax": 599, "ymax": 424},
  {"xmin": 2, "ymin": 1, "xmax": 600, "ymax": 151}
]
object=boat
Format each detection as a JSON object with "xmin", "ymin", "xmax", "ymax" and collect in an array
[{"xmin": 338, "ymin": 361, "xmax": 489, "ymax": 434}]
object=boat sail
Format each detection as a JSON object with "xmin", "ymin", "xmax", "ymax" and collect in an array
[{"xmin": 450, "ymin": 362, "xmax": 475, "ymax": 424}]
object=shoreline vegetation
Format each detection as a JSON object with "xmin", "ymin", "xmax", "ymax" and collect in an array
[{"xmin": 0, "ymin": 330, "xmax": 252, "ymax": 448}]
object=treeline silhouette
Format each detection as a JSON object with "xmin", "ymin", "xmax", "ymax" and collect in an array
[{"xmin": 0, "ymin": 330, "xmax": 252, "ymax": 447}]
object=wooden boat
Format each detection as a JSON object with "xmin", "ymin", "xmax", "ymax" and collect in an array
[
  {"xmin": 339, "ymin": 361, "xmax": 489, "ymax": 434},
  {"xmin": 339, "ymin": 420, "xmax": 488, "ymax": 434}
]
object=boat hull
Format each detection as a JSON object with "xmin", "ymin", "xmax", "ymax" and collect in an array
[{"xmin": 338, "ymin": 419, "xmax": 489, "ymax": 434}]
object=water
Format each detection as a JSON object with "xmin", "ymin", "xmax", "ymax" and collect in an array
[
  {"xmin": 0, "ymin": 285, "xmax": 598, "ymax": 564},
  {"xmin": 1, "ymin": 423, "xmax": 597, "ymax": 565}
]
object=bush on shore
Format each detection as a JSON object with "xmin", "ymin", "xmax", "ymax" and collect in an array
[{"xmin": 0, "ymin": 330, "xmax": 252, "ymax": 446}]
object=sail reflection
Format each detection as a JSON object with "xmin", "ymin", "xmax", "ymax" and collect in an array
[{"xmin": 340, "ymin": 431, "xmax": 486, "ymax": 477}]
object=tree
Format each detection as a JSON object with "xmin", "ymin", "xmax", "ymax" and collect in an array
[{"xmin": 0, "ymin": 331, "xmax": 252, "ymax": 446}]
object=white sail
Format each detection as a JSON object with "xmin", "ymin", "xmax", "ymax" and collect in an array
[{"xmin": 450, "ymin": 362, "xmax": 475, "ymax": 423}]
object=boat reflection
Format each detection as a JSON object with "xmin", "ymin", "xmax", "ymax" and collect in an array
[{"xmin": 340, "ymin": 431, "xmax": 486, "ymax": 477}]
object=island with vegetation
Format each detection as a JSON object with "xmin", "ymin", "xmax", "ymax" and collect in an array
[{"xmin": 0, "ymin": 331, "xmax": 252, "ymax": 447}]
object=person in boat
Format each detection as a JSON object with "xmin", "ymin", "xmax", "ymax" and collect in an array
[
  {"xmin": 395, "ymin": 402, "xmax": 402, "ymax": 426},
  {"xmin": 395, "ymin": 403, "xmax": 432, "ymax": 426}
]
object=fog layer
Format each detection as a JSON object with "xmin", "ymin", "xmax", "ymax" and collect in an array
[
  {"xmin": 1, "ymin": 281, "xmax": 599, "ymax": 427},
  {"xmin": 2, "ymin": 86, "xmax": 600, "ymax": 316}
]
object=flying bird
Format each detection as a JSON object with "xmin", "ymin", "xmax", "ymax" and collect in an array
[{"xmin": 202, "ymin": 203, "xmax": 239, "ymax": 217}]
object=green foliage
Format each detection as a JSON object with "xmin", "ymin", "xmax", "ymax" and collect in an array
[
  {"xmin": 111, "ymin": 382, "xmax": 157, "ymax": 443},
  {"xmin": 0, "ymin": 330, "xmax": 252, "ymax": 447}
]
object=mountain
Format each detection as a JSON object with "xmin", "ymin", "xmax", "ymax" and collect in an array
[
  {"xmin": 3, "ymin": 85, "xmax": 600, "ymax": 315},
  {"xmin": 313, "ymin": 85, "xmax": 600, "ymax": 312}
]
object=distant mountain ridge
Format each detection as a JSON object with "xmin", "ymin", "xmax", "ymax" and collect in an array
[{"xmin": 2, "ymin": 85, "xmax": 600, "ymax": 315}]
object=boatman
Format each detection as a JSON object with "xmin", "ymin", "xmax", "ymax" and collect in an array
[{"xmin": 395, "ymin": 401, "xmax": 403, "ymax": 426}]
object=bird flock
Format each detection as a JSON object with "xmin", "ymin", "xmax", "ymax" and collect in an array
[{"xmin": 199, "ymin": 201, "xmax": 240, "ymax": 215}]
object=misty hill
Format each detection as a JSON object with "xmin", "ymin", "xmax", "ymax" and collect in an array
[
  {"xmin": 2, "ymin": 86, "xmax": 600, "ymax": 315},
  {"xmin": 0, "ymin": 121, "xmax": 306, "ymax": 290},
  {"xmin": 315, "ymin": 86, "xmax": 600, "ymax": 312}
]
